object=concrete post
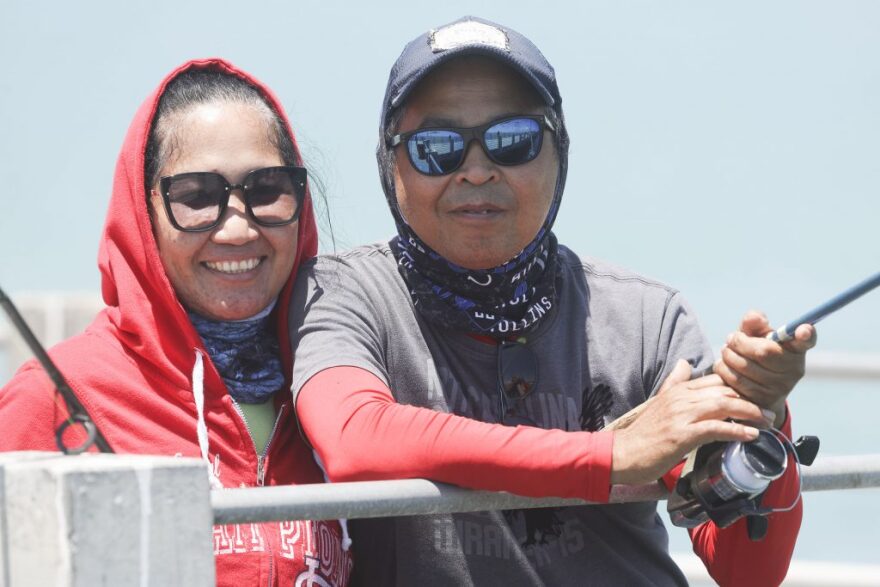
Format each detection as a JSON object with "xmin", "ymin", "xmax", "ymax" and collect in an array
[
  {"xmin": 0, "ymin": 452, "xmax": 57, "ymax": 587},
  {"xmin": 1, "ymin": 452, "xmax": 215, "ymax": 586}
]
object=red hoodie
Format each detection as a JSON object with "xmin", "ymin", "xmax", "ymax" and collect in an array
[{"xmin": 0, "ymin": 58, "xmax": 353, "ymax": 586}]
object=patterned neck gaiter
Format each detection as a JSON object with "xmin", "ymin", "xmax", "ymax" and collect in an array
[
  {"xmin": 391, "ymin": 206, "xmax": 562, "ymax": 337},
  {"xmin": 188, "ymin": 300, "xmax": 284, "ymax": 404},
  {"xmin": 379, "ymin": 99, "xmax": 569, "ymax": 338}
]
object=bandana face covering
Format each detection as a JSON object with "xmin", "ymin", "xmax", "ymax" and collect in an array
[
  {"xmin": 390, "ymin": 195, "xmax": 563, "ymax": 338},
  {"xmin": 189, "ymin": 301, "xmax": 284, "ymax": 404}
]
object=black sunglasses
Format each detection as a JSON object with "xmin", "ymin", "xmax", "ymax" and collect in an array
[
  {"xmin": 389, "ymin": 115, "xmax": 554, "ymax": 176},
  {"xmin": 497, "ymin": 339, "xmax": 539, "ymax": 426},
  {"xmin": 156, "ymin": 165, "xmax": 307, "ymax": 232}
]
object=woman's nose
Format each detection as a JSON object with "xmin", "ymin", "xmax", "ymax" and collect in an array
[{"xmin": 212, "ymin": 191, "xmax": 259, "ymax": 245}]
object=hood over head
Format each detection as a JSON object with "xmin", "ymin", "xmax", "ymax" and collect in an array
[
  {"xmin": 377, "ymin": 15, "xmax": 570, "ymax": 237},
  {"xmin": 98, "ymin": 58, "xmax": 318, "ymax": 392}
]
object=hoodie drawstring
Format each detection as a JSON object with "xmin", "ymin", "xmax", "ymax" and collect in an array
[
  {"xmin": 193, "ymin": 350, "xmax": 223, "ymax": 490},
  {"xmin": 312, "ymin": 451, "xmax": 353, "ymax": 552},
  {"xmin": 191, "ymin": 350, "xmax": 350, "ymax": 552}
]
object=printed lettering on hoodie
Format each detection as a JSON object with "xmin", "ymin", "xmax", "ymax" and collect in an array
[{"xmin": 213, "ymin": 520, "xmax": 352, "ymax": 586}]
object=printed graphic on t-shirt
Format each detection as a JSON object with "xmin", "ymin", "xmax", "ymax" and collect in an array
[
  {"xmin": 426, "ymin": 359, "xmax": 615, "ymax": 550},
  {"xmin": 432, "ymin": 511, "xmax": 589, "ymax": 566},
  {"xmin": 427, "ymin": 359, "xmax": 585, "ymax": 429}
]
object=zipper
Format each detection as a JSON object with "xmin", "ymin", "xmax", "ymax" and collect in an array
[
  {"xmin": 260, "ymin": 404, "xmax": 286, "ymax": 486},
  {"xmin": 267, "ymin": 552, "xmax": 274, "ymax": 586},
  {"xmin": 256, "ymin": 455, "xmax": 267, "ymax": 487},
  {"xmin": 231, "ymin": 400, "xmax": 286, "ymax": 487},
  {"xmin": 229, "ymin": 400, "xmax": 284, "ymax": 587}
]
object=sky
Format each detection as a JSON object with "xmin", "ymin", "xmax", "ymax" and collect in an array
[
  {"xmin": 1, "ymin": 1, "xmax": 876, "ymax": 349},
  {"xmin": 1, "ymin": 0, "xmax": 878, "ymax": 564}
]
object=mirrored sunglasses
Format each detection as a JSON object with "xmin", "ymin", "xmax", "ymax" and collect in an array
[
  {"xmin": 389, "ymin": 115, "xmax": 554, "ymax": 176},
  {"xmin": 156, "ymin": 165, "xmax": 307, "ymax": 232}
]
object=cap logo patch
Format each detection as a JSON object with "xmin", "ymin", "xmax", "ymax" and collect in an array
[{"xmin": 429, "ymin": 21, "xmax": 509, "ymax": 53}]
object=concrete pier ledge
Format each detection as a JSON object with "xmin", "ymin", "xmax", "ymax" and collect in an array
[{"xmin": 0, "ymin": 452, "xmax": 214, "ymax": 586}]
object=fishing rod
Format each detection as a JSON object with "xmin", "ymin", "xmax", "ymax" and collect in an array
[
  {"xmin": 681, "ymin": 270, "xmax": 880, "ymax": 380},
  {"xmin": 668, "ymin": 270, "xmax": 880, "ymax": 538},
  {"xmin": 767, "ymin": 271, "xmax": 880, "ymax": 342},
  {"xmin": 0, "ymin": 286, "xmax": 112, "ymax": 454}
]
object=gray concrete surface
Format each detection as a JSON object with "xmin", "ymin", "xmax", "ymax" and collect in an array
[{"xmin": 1, "ymin": 452, "xmax": 214, "ymax": 586}]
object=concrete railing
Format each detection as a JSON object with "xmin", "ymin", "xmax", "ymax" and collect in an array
[
  {"xmin": 0, "ymin": 292, "xmax": 102, "ymax": 384},
  {"xmin": 804, "ymin": 352, "xmax": 880, "ymax": 380},
  {"xmin": 0, "ymin": 452, "xmax": 215, "ymax": 586},
  {"xmin": 2, "ymin": 451, "xmax": 879, "ymax": 586}
]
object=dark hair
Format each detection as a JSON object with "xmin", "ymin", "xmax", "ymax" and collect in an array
[
  {"xmin": 144, "ymin": 70, "xmax": 298, "ymax": 188},
  {"xmin": 144, "ymin": 69, "xmax": 335, "ymax": 250}
]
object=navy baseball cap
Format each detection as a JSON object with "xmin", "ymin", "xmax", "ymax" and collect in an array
[{"xmin": 380, "ymin": 16, "xmax": 563, "ymax": 129}]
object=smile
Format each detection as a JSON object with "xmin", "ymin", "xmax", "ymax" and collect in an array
[{"xmin": 203, "ymin": 257, "xmax": 263, "ymax": 274}]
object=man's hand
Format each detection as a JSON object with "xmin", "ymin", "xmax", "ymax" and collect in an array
[
  {"xmin": 610, "ymin": 359, "xmax": 773, "ymax": 485},
  {"xmin": 714, "ymin": 311, "xmax": 817, "ymax": 427}
]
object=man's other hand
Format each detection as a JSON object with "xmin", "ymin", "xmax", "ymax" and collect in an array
[
  {"xmin": 610, "ymin": 359, "xmax": 772, "ymax": 485},
  {"xmin": 715, "ymin": 310, "xmax": 817, "ymax": 427}
]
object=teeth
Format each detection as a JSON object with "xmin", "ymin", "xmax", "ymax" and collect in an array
[{"xmin": 205, "ymin": 258, "xmax": 261, "ymax": 274}]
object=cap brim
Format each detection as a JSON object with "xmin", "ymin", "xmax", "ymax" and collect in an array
[{"xmin": 390, "ymin": 43, "xmax": 556, "ymax": 112}]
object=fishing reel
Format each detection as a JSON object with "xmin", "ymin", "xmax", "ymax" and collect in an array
[{"xmin": 668, "ymin": 430, "xmax": 820, "ymax": 541}]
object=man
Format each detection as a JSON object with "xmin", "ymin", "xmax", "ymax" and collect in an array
[{"xmin": 290, "ymin": 16, "xmax": 815, "ymax": 586}]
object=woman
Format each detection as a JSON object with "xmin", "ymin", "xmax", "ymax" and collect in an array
[{"xmin": 0, "ymin": 59, "xmax": 352, "ymax": 586}]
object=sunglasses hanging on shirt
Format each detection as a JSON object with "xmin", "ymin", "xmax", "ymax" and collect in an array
[{"xmin": 497, "ymin": 338, "xmax": 539, "ymax": 426}]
